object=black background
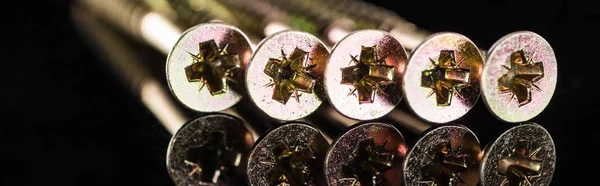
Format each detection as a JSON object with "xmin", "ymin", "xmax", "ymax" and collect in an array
[{"xmin": 3, "ymin": 0, "xmax": 596, "ymax": 185}]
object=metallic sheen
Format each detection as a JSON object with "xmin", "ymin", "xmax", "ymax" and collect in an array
[
  {"xmin": 326, "ymin": 30, "xmax": 408, "ymax": 120},
  {"xmin": 403, "ymin": 124, "xmax": 481, "ymax": 186},
  {"xmin": 166, "ymin": 23, "xmax": 253, "ymax": 112},
  {"xmin": 403, "ymin": 33, "xmax": 484, "ymax": 123},
  {"xmin": 247, "ymin": 122, "xmax": 329, "ymax": 186},
  {"xmin": 480, "ymin": 123, "xmax": 555, "ymax": 186},
  {"xmin": 166, "ymin": 113, "xmax": 255, "ymax": 185},
  {"xmin": 481, "ymin": 31, "xmax": 557, "ymax": 123},
  {"xmin": 247, "ymin": 30, "xmax": 329, "ymax": 120},
  {"xmin": 325, "ymin": 122, "xmax": 407, "ymax": 186}
]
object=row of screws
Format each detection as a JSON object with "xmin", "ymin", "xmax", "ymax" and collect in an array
[
  {"xmin": 73, "ymin": 0, "xmax": 557, "ymax": 185},
  {"xmin": 238, "ymin": 27, "xmax": 556, "ymax": 186},
  {"xmin": 160, "ymin": 21, "xmax": 557, "ymax": 186}
]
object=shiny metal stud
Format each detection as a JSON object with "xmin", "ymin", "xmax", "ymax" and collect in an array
[
  {"xmin": 247, "ymin": 122, "xmax": 329, "ymax": 186},
  {"xmin": 480, "ymin": 123, "xmax": 555, "ymax": 186},
  {"xmin": 403, "ymin": 32, "xmax": 484, "ymax": 124},
  {"xmin": 166, "ymin": 23, "xmax": 253, "ymax": 112},
  {"xmin": 403, "ymin": 124, "xmax": 482, "ymax": 186},
  {"xmin": 246, "ymin": 30, "xmax": 329, "ymax": 120},
  {"xmin": 166, "ymin": 113, "xmax": 255, "ymax": 185},
  {"xmin": 481, "ymin": 31, "xmax": 557, "ymax": 123},
  {"xmin": 325, "ymin": 122, "xmax": 407, "ymax": 186},
  {"xmin": 325, "ymin": 29, "xmax": 409, "ymax": 120}
]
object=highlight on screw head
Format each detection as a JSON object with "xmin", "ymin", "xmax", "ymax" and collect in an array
[
  {"xmin": 325, "ymin": 29, "xmax": 408, "ymax": 120},
  {"xmin": 166, "ymin": 113, "xmax": 255, "ymax": 185},
  {"xmin": 246, "ymin": 30, "xmax": 329, "ymax": 120},
  {"xmin": 480, "ymin": 123, "xmax": 555, "ymax": 186},
  {"xmin": 403, "ymin": 32, "xmax": 484, "ymax": 124},
  {"xmin": 403, "ymin": 124, "xmax": 482, "ymax": 186},
  {"xmin": 481, "ymin": 31, "xmax": 557, "ymax": 123},
  {"xmin": 247, "ymin": 122, "xmax": 329, "ymax": 186},
  {"xmin": 325, "ymin": 122, "xmax": 407, "ymax": 186},
  {"xmin": 166, "ymin": 23, "xmax": 253, "ymax": 112}
]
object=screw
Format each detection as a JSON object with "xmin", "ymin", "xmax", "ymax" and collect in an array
[
  {"xmin": 166, "ymin": 23, "xmax": 253, "ymax": 112},
  {"xmin": 480, "ymin": 123, "xmax": 555, "ymax": 186},
  {"xmin": 403, "ymin": 32, "xmax": 485, "ymax": 124},
  {"xmin": 325, "ymin": 29, "xmax": 409, "ymax": 120},
  {"xmin": 167, "ymin": 113, "xmax": 255, "ymax": 185},
  {"xmin": 480, "ymin": 31, "xmax": 557, "ymax": 123},
  {"xmin": 324, "ymin": 122, "xmax": 407, "ymax": 186},
  {"xmin": 402, "ymin": 124, "xmax": 482, "ymax": 186},
  {"xmin": 246, "ymin": 30, "xmax": 329, "ymax": 121},
  {"xmin": 247, "ymin": 122, "xmax": 329, "ymax": 186}
]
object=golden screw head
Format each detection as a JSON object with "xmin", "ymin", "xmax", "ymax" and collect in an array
[
  {"xmin": 403, "ymin": 32, "xmax": 484, "ymax": 124},
  {"xmin": 325, "ymin": 30, "xmax": 408, "ymax": 120},
  {"xmin": 246, "ymin": 30, "xmax": 329, "ymax": 121},
  {"xmin": 481, "ymin": 31, "xmax": 557, "ymax": 123},
  {"xmin": 166, "ymin": 23, "xmax": 253, "ymax": 112}
]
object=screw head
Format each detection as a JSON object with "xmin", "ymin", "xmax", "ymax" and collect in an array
[
  {"xmin": 247, "ymin": 122, "xmax": 329, "ymax": 186},
  {"xmin": 166, "ymin": 23, "xmax": 253, "ymax": 112},
  {"xmin": 325, "ymin": 122, "xmax": 407, "ymax": 186},
  {"xmin": 481, "ymin": 31, "xmax": 557, "ymax": 123},
  {"xmin": 325, "ymin": 30, "xmax": 409, "ymax": 120},
  {"xmin": 403, "ymin": 124, "xmax": 482, "ymax": 186},
  {"xmin": 403, "ymin": 32, "xmax": 484, "ymax": 123},
  {"xmin": 246, "ymin": 30, "xmax": 329, "ymax": 120},
  {"xmin": 480, "ymin": 123, "xmax": 555, "ymax": 186},
  {"xmin": 166, "ymin": 113, "xmax": 255, "ymax": 185}
]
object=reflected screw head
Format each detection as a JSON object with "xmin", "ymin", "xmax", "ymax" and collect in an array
[
  {"xmin": 480, "ymin": 123, "xmax": 555, "ymax": 186},
  {"xmin": 481, "ymin": 31, "xmax": 557, "ymax": 123},
  {"xmin": 246, "ymin": 30, "xmax": 329, "ymax": 121},
  {"xmin": 403, "ymin": 32, "xmax": 484, "ymax": 124},
  {"xmin": 266, "ymin": 141, "xmax": 316, "ymax": 185},
  {"xmin": 166, "ymin": 113, "xmax": 255, "ymax": 185},
  {"xmin": 403, "ymin": 124, "xmax": 481, "ymax": 186},
  {"xmin": 325, "ymin": 122, "xmax": 406, "ymax": 186},
  {"xmin": 247, "ymin": 122, "xmax": 329, "ymax": 186},
  {"xmin": 166, "ymin": 23, "xmax": 253, "ymax": 112},
  {"xmin": 325, "ymin": 30, "xmax": 408, "ymax": 120}
]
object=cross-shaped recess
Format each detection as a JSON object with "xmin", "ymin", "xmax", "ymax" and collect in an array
[
  {"xmin": 498, "ymin": 50, "xmax": 544, "ymax": 107},
  {"xmin": 264, "ymin": 143, "xmax": 316, "ymax": 185},
  {"xmin": 341, "ymin": 46, "xmax": 394, "ymax": 104},
  {"xmin": 419, "ymin": 142, "xmax": 469, "ymax": 186},
  {"xmin": 342, "ymin": 138, "xmax": 395, "ymax": 186},
  {"xmin": 421, "ymin": 50, "xmax": 470, "ymax": 106},
  {"xmin": 185, "ymin": 39, "xmax": 241, "ymax": 95},
  {"xmin": 264, "ymin": 48, "xmax": 316, "ymax": 104},
  {"xmin": 496, "ymin": 140, "xmax": 542, "ymax": 186},
  {"xmin": 184, "ymin": 132, "xmax": 242, "ymax": 184}
]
